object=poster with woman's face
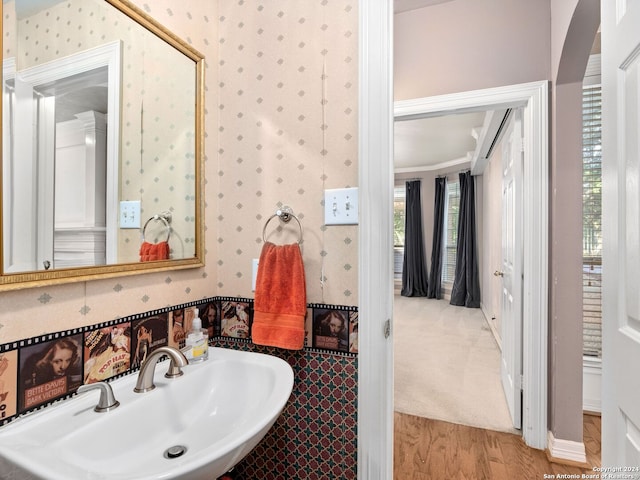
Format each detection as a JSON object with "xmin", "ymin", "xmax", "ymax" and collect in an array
[
  {"xmin": 132, "ymin": 314, "xmax": 168, "ymax": 369},
  {"xmin": 18, "ymin": 335, "xmax": 83, "ymax": 412},
  {"xmin": 199, "ymin": 302, "xmax": 219, "ymax": 338},
  {"xmin": 313, "ymin": 308, "xmax": 349, "ymax": 352}
]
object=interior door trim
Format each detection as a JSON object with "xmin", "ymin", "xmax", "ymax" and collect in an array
[{"xmin": 393, "ymin": 82, "xmax": 548, "ymax": 450}]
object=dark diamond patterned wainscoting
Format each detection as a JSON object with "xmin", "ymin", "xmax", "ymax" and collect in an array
[{"xmin": 213, "ymin": 340, "xmax": 358, "ymax": 480}]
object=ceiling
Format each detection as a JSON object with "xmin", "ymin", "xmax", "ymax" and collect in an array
[
  {"xmin": 394, "ymin": 111, "xmax": 486, "ymax": 172},
  {"xmin": 394, "ymin": 0, "xmax": 455, "ymax": 14}
]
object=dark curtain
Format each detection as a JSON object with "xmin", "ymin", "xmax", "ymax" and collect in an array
[
  {"xmin": 401, "ymin": 180, "xmax": 429, "ymax": 297},
  {"xmin": 450, "ymin": 171, "xmax": 481, "ymax": 308},
  {"xmin": 427, "ymin": 177, "xmax": 446, "ymax": 299}
]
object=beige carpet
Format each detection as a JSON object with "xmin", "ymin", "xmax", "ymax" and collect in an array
[{"xmin": 394, "ymin": 295, "xmax": 519, "ymax": 434}]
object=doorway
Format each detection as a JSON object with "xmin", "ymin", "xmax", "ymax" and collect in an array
[
  {"xmin": 391, "ymin": 81, "xmax": 549, "ymax": 448},
  {"xmin": 356, "ymin": 77, "xmax": 548, "ymax": 478},
  {"xmin": 394, "ymin": 101, "xmax": 523, "ymax": 434},
  {"xmin": 393, "ymin": 106, "xmax": 522, "ymax": 433},
  {"xmin": 2, "ymin": 41, "xmax": 121, "ymax": 272}
]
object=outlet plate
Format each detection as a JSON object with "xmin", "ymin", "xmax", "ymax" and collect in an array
[
  {"xmin": 252, "ymin": 258, "xmax": 259, "ymax": 291},
  {"xmin": 120, "ymin": 200, "xmax": 141, "ymax": 229},
  {"xmin": 324, "ymin": 187, "xmax": 359, "ymax": 225}
]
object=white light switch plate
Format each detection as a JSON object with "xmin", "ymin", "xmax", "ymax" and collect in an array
[
  {"xmin": 120, "ymin": 200, "xmax": 141, "ymax": 229},
  {"xmin": 324, "ymin": 187, "xmax": 359, "ymax": 225}
]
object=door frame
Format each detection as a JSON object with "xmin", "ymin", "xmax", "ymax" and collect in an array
[
  {"xmin": 392, "ymin": 82, "xmax": 548, "ymax": 449},
  {"xmin": 357, "ymin": 4, "xmax": 549, "ymax": 466},
  {"xmin": 357, "ymin": 2, "xmax": 394, "ymax": 478},
  {"xmin": 12, "ymin": 41, "xmax": 121, "ymax": 266},
  {"xmin": 499, "ymin": 107, "xmax": 524, "ymax": 430}
]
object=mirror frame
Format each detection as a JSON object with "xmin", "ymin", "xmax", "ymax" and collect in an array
[{"xmin": 0, "ymin": 0, "xmax": 205, "ymax": 291}]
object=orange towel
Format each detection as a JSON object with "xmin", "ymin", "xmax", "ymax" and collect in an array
[
  {"xmin": 252, "ymin": 242, "xmax": 307, "ymax": 350},
  {"xmin": 139, "ymin": 241, "xmax": 170, "ymax": 262}
]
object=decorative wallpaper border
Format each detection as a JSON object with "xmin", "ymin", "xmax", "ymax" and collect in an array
[{"xmin": 0, "ymin": 298, "xmax": 357, "ymax": 427}]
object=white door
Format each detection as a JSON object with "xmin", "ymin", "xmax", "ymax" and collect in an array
[
  {"xmin": 601, "ymin": 1, "xmax": 640, "ymax": 468},
  {"xmin": 499, "ymin": 109, "xmax": 523, "ymax": 430},
  {"xmin": 3, "ymin": 76, "xmax": 39, "ymax": 273}
]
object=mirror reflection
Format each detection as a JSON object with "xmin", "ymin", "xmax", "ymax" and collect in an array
[{"xmin": 1, "ymin": 0, "xmax": 203, "ymax": 283}]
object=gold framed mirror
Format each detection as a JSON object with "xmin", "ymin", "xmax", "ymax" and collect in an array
[{"xmin": 0, "ymin": 0, "xmax": 205, "ymax": 291}]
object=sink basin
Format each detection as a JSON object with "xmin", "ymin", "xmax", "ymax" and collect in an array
[{"xmin": 0, "ymin": 347, "xmax": 294, "ymax": 480}]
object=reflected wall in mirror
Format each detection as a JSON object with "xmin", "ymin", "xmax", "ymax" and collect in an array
[{"xmin": 1, "ymin": 0, "xmax": 205, "ymax": 289}]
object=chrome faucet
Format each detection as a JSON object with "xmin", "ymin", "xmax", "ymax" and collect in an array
[
  {"xmin": 77, "ymin": 382, "xmax": 120, "ymax": 412},
  {"xmin": 134, "ymin": 346, "xmax": 188, "ymax": 393}
]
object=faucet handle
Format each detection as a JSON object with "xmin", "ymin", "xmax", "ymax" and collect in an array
[
  {"xmin": 77, "ymin": 382, "xmax": 120, "ymax": 413},
  {"xmin": 165, "ymin": 358, "xmax": 186, "ymax": 378},
  {"xmin": 155, "ymin": 346, "xmax": 188, "ymax": 379}
]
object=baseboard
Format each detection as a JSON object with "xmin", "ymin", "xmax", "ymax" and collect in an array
[
  {"xmin": 583, "ymin": 356, "xmax": 601, "ymax": 413},
  {"xmin": 480, "ymin": 302, "xmax": 501, "ymax": 350},
  {"xmin": 546, "ymin": 430, "xmax": 588, "ymax": 467}
]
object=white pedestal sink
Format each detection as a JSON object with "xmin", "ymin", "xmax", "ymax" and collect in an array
[{"xmin": 0, "ymin": 347, "xmax": 294, "ymax": 479}]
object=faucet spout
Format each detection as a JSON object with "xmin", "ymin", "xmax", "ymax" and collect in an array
[{"xmin": 134, "ymin": 346, "xmax": 188, "ymax": 393}]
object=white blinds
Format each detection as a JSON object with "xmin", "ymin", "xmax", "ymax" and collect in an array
[
  {"xmin": 582, "ymin": 84, "xmax": 602, "ymax": 358},
  {"xmin": 442, "ymin": 179, "xmax": 460, "ymax": 284}
]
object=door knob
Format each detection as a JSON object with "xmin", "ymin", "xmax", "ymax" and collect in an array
[{"xmin": 494, "ymin": 270, "xmax": 504, "ymax": 277}]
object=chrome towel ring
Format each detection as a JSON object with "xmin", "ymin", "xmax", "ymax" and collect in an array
[
  {"xmin": 262, "ymin": 206, "xmax": 303, "ymax": 244},
  {"xmin": 142, "ymin": 212, "xmax": 172, "ymax": 243}
]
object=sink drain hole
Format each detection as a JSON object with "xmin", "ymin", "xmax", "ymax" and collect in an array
[{"xmin": 164, "ymin": 445, "xmax": 187, "ymax": 459}]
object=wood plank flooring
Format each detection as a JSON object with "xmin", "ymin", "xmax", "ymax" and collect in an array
[{"xmin": 394, "ymin": 412, "xmax": 601, "ymax": 479}]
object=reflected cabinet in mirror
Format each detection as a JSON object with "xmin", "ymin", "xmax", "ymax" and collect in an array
[{"xmin": 0, "ymin": 0, "xmax": 205, "ymax": 290}]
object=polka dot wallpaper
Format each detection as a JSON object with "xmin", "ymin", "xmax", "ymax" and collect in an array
[
  {"xmin": 0, "ymin": 0, "xmax": 359, "ymax": 344},
  {"xmin": 217, "ymin": 0, "xmax": 359, "ymax": 305}
]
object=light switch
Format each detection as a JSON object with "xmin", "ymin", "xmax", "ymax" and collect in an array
[
  {"xmin": 324, "ymin": 187, "xmax": 359, "ymax": 225},
  {"xmin": 120, "ymin": 200, "xmax": 141, "ymax": 229}
]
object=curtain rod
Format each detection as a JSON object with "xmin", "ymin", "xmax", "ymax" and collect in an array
[
  {"xmin": 400, "ymin": 169, "xmax": 471, "ymax": 181},
  {"xmin": 436, "ymin": 169, "xmax": 470, "ymax": 178}
]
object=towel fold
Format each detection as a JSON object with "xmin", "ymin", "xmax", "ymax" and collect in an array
[
  {"xmin": 139, "ymin": 241, "xmax": 170, "ymax": 262},
  {"xmin": 252, "ymin": 241, "xmax": 306, "ymax": 350}
]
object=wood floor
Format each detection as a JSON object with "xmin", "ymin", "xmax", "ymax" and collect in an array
[{"xmin": 394, "ymin": 412, "xmax": 601, "ymax": 479}]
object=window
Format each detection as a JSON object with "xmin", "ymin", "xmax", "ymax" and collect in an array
[
  {"xmin": 393, "ymin": 186, "xmax": 406, "ymax": 280},
  {"xmin": 582, "ymin": 82, "xmax": 602, "ymax": 358},
  {"xmin": 442, "ymin": 178, "xmax": 460, "ymax": 284},
  {"xmin": 393, "ymin": 187, "xmax": 406, "ymax": 248}
]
